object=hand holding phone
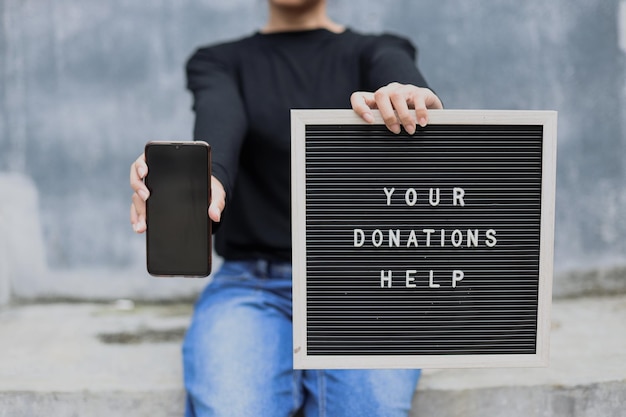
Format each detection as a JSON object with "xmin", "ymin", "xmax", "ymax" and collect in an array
[{"xmin": 143, "ymin": 141, "xmax": 212, "ymax": 277}]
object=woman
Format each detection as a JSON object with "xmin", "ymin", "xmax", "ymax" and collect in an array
[{"xmin": 131, "ymin": 1, "xmax": 443, "ymax": 415}]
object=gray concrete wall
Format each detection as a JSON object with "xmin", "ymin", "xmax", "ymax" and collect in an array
[{"xmin": 0, "ymin": 0, "xmax": 624, "ymax": 301}]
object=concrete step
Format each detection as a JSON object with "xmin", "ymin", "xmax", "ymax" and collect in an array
[
  {"xmin": 413, "ymin": 295, "xmax": 626, "ymax": 417},
  {"xmin": 0, "ymin": 295, "xmax": 624, "ymax": 417}
]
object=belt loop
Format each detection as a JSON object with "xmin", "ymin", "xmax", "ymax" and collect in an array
[
  {"xmin": 256, "ymin": 259, "xmax": 269, "ymax": 278},
  {"xmin": 270, "ymin": 261, "xmax": 292, "ymax": 279},
  {"xmin": 251, "ymin": 259, "xmax": 292, "ymax": 279}
]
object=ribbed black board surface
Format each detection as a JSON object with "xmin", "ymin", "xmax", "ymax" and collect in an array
[{"xmin": 304, "ymin": 124, "xmax": 543, "ymax": 355}]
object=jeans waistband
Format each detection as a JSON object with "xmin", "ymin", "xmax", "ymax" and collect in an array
[{"xmin": 226, "ymin": 259, "xmax": 293, "ymax": 279}]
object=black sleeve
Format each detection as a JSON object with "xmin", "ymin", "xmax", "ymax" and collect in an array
[
  {"xmin": 360, "ymin": 34, "xmax": 429, "ymax": 91},
  {"xmin": 186, "ymin": 47, "xmax": 248, "ymax": 208}
]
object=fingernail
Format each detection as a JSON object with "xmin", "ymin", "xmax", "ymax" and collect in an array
[
  {"xmin": 363, "ymin": 113, "xmax": 375, "ymax": 124},
  {"xmin": 418, "ymin": 117, "xmax": 427, "ymax": 127},
  {"xmin": 406, "ymin": 125, "xmax": 416, "ymax": 135},
  {"xmin": 138, "ymin": 189, "xmax": 149, "ymax": 201},
  {"xmin": 138, "ymin": 166, "xmax": 147, "ymax": 177},
  {"xmin": 132, "ymin": 222, "xmax": 140, "ymax": 233},
  {"xmin": 390, "ymin": 124, "xmax": 401, "ymax": 134}
]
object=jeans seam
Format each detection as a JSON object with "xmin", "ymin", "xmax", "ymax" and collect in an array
[
  {"xmin": 318, "ymin": 370, "xmax": 326, "ymax": 417},
  {"xmin": 292, "ymin": 370, "xmax": 301, "ymax": 416}
]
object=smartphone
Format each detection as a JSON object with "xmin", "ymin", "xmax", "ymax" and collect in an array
[{"xmin": 144, "ymin": 141, "xmax": 211, "ymax": 277}]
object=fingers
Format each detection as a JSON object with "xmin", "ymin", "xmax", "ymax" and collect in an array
[
  {"xmin": 130, "ymin": 153, "xmax": 149, "ymax": 233},
  {"xmin": 208, "ymin": 176, "xmax": 226, "ymax": 223},
  {"xmin": 350, "ymin": 91, "xmax": 376, "ymax": 124},
  {"xmin": 376, "ymin": 85, "xmax": 403, "ymax": 134},
  {"xmin": 388, "ymin": 85, "xmax": 417, "ymax": 134},
  {"xmin": 129, "ymin": 156, "xmax": 223, "ymax": 232},
  {"xmin": 130, "ymin": 154, "xmax": 149, "ymax": 198},
  {"xmin": 131, "ymin": 193, "xmax": 146, "ymax": 233},
  {"xmin": 409, "ymin": 87, "xmax": 443, "ymax": 128},
  {"xmin": 352, "ymin": 83, "xmax": 444, "ymax": 135}
]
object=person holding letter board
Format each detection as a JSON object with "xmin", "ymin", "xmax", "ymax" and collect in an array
[{"xmin": 130, "ymin": 0, "xmax": 443, "ymax": 415}]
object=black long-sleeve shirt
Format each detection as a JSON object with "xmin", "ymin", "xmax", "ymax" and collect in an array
[{"xmin": 186, "ymin": 28, "xmax": 430, "ymax": 262}]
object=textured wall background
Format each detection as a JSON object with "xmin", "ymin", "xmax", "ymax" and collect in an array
[{"xmin": 0, "ymin": 0, "xmax": 624, "ymax": 300}]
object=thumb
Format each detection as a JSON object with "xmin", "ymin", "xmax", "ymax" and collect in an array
[
  {"xmin": 350, "ymin": 91, "xmax": 376, "ymax": 123},
  {"xmin": 209, "ymin": 176, "xmax": 226, "ymax": 222}
]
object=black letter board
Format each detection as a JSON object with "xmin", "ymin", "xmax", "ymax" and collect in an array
[{"xmin": 291, "ymin": 110, "xmax": 557, "ymax": 369}]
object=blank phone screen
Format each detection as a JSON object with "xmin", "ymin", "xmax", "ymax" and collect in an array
[{"xmin": 145, "ymin": 142, "xmax": 211, "ymax": 277}]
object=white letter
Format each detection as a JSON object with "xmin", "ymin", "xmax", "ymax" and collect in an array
[
  {"xmin": 381, "ymin": 270, "xmax": 392, "ymax": 288},
  {"xmin": 384, "ymin": 187, "xmax": 395, "ymax": 206},
  {"xmin": 486, "ymin": 229, "xmax": 498, "ymax": 247},
  {"xmin": 406, "ymin": 230, "xmax": 419, "ymax": 247},
  {"xmin": 372, "ymin": 229, "xmax": 383, "ymax": 247},
  {"xmin": 467, "ymin": 229, "xmax": 479, "ymax": 247},
  {"xmin": 429, "ymin": 270, "xmax": 440, "ymax": 288},
  {"xmin": 353, "ymin": 229, "xmax": 365, "ymax": 247},
  {"xmin": 405, "ymin": 270, "xmax": 417, "ymax": 288},
  {"xmin": 389, "ymin": 229, "xmax": 400, "ymax": 247},
  {"xmin": 440, "ymin": 229, "xmax": 446, "ymax": 247},
  {"xmin": 453, "ymin": 187, "xmax": 466, "ymax": 206},
  {"xmin": 405, "ymin": 188, "xmax": 418, "ymax": 206},
  {"xmin": 452, "ymin": 270, "xmax": 464, "ymax": 288},
  {"xmin": 423, "ymin": 229, "xmax": 435, "ymax": 246},
  {"xmin": 451, "ymin": 229, "xmax": 463, "ymax": 247},
  {"xmin": 429, "ymin": 188, "xmax": 440, "ymax": 206}
]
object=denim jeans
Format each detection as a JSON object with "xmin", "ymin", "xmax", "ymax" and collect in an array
[{"xmin": 183, "ymin": 260, "xmax": 420, "ymax": 417}]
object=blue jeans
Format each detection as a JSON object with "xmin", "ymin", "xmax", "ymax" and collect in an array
[{"xmin": 183, "ymin": 260, "xmax": 420, "ymax": 417}]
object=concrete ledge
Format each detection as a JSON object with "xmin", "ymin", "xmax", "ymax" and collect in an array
[
  {"xmin": 413, "ymin": 380, "xmax": 626, "ymax": 417},
  {"xmin": 554, "ymin": 265, "xmax": 626, "ymax": 298},
  {"xmin": 4, "ymin": 381, "xmax": 623, "ymax": 417},
  {"xmin": 0, "ymin": 391, "xmax": 185, "ymax": 417},
  {"xmin": 410, "ymin": 293, "xmax": 626, "ymax": 416},
  {"xmin": 0, "ymin": 295, "xmax": 624, "ymax": 417}
]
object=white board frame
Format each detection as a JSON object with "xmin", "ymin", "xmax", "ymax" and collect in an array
[{"xmin": 291, "ymin": 109, "xmax": 557, "ymax": 369}]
